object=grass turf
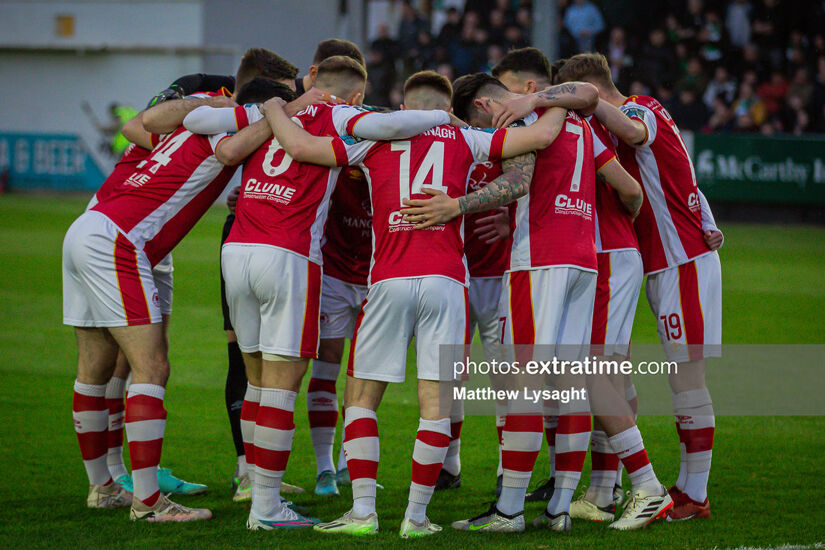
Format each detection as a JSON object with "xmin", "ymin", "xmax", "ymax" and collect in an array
[{"xmin": 0, "ymin": 194, "xmax": 823, "ymax": 549}]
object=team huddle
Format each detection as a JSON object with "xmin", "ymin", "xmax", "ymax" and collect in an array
[{"xmin": 62, "ymin": 38, "xmax": 723, "ymax": 538}]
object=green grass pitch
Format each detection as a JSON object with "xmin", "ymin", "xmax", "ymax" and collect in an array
[{"xmin": 0, "ymin": 194, "xmax": 823, "ymax": 549}]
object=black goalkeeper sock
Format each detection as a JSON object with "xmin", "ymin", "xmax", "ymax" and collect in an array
[{"xmin": 225, "ymin": 341, "xmax": 247, "ymax": 458}]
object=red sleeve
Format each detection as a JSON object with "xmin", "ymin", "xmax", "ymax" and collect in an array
[
  {"xmin": 489, "ymin": 129, "xmax": 507, "ymax": 163},
  {"xmin": 233, "ymin": 105, "xmax": 250, "ymax": 130},
  {"xmin": 331, "ymin": 137, "xmax": 349, "ymax": 166}
]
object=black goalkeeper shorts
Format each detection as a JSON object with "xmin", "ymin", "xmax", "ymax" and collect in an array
[{"xmin": 220, "ymin": 213, "xmax": 235, "ymax": 331}]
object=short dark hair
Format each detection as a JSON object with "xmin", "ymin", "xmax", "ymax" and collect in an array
[
  {"xmin": 550, "ymin": 58, "xmax": 568, "ymax": 85},
  {"xmin": 313, "ymin": 38, "xmax": 365, "ymax": 67},
  {"xmin": 236, "ymin": 48, "xmax": 298, "ymax": 92},
  {"xmin": 404, "ymin": 70, "xmax": 452, "ymax": 99},
  {"xmin": 235, "ymin": 77, "xmax": 297, "ymax": 105},
  {"xmin": 452, "ymin": 73, "xmax": 508, "ymax": 122},
  {"xmin": 492, "ymin": 47, "xmax": 551, "ymax": 81}
]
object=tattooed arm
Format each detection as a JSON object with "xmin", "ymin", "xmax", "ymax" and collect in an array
[
  {"xmin": 400, "ymin": 152, "xmax": 536, "ymax": 229},
  {"xmin": 492, "ymin": 82, "xmax": 599, "ymax": 128}
]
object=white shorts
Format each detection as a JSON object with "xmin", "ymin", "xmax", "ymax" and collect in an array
[
  {"xmin": 469, "ymin": 276, "xmax": 503, "ymax": 358},
  {"xmin": 63, "ymin": 211, "xmax": 161, "ymax": 327},
  {"xmin": 348, "ymin": 277, "xmax": 469, "ymax": 383},
  {"xmin": 221, "ymin": 243, "xmax": 321, "ymax": 359},
  {"xmin": 500, "ymin": 266, "xmax": 596, "ymax": 361},
  {"xmin": 152, "ymin": 254, "xmax": 174, "ymax": 316},
  {"xmin": 646, "ymin": 251, "xmax": 722, "ymax": 362},
  {"xmin": 591, "ymin": 250, "xmax": 643, "ymax": 357},
  {"xmin": 320, "ymin": 275, "xmax": 367, "ymax": 340}
]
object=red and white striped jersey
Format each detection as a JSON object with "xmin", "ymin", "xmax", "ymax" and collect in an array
[
  {"xmin": 321, "ymin": 168, "xmax": 372, "ymax": 285},
  {"xmin": 341, "ymin": 125, "xmax": 507, "ymax": 286},
  {"xmin": 224, "ymin": 103, "xmax": 365, "ymax": 263},
  {"xmin": 86, "ymin": 139, "xmax": 162, "ymax": 210},
  {"xmin": 92, "ymin": 124, "xmax": 243, "ymax": 266},
  {"xmin": 587, "ymin": 117, "xmax": 639, "ymax": 253},
  {"xmin": 463, "ymin": 161, "xmax": 513, "ymax": 278},
  {"xmin": 509, "ymin": 109, "xmax": 615, "ymax": 273},
  {"xmin": 617, "ymin": 95, "xmax": 712, "ymax": 274}
]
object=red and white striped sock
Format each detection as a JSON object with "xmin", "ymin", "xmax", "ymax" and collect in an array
[
  {"xmin": 240, "ymin": 384, "xmax": 261, "ymax": 485},
  {"xmin": 73, "ymin": 380, "xmax": 112, "ymax": 487},
  {"xmin": 617, "ymin": 383, "xmax": 638, "ymax": 487},
  {"xmin": 543, "ymin": 415, "xmax": 558, "ymax": 478},
  {"xmin": 608, "ymin": 426, "xmax": 660, "ymax": 495},
  {"xmin": 547, "ymin": 410, "xmax": 591, "ymax": 515},
  {"xmin": 673, "ymin": 388, "xmax": 714, "ymax": 502},
  {"xmin": 343, "ymin": 406, "xmax": 379, "ymax": 518},
  {"xmin": 495, "ymin": 401, "xmax": 506, "ymax": 476},
  {"xmin": 442, "ymin": 399, "xmax": 463, "ymax": 476},
  {"xmin": 307, "ymin": 360, "xmax": 339, "ymax": 475},
  {"xmin": 336, "ymin": 405, "xmax": 347, "ymax": 471},
  {"xmin": 125, "ymin": 383, "xmax": 166, "ymax": 506},
  {"xmin": 252, "ymin": 388, "xmax": 296, "ymax": 521},
  {"xmin": 104, "ymin": 376, "xmax": 128, "ymax": 481},
  {"xmin": 586, "ymin": 429, "xmax": 620, "ymax": 507},
  {"xmin": 497, "ymin": 413, "xmax": 543, "ymax": 515},
  {"xmin": 406, "ymin": 417, "xmax": 451, "ymax": 523}
]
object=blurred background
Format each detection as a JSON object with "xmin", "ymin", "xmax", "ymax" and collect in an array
[{"xmin": 0, "ymin": 0, "xmax": 822, "ymax": 220}]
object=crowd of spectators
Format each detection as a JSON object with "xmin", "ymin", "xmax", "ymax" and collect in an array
[
  {"xmin": 558, "ymin": 0, "xmax": 825, "ymax": 134},
  {"xmin": 365, "ymin": 0, "xmax": 825, "ymax": 135},
  {"xmin": 364, "ymin": 0, "xmax": 533, "ymax": 108}
]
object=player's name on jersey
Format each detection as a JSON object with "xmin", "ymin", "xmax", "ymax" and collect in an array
[
  {"xmin": 422, "ymin": 126, "xmax": 457, "ymax": 139},
  {"xmin": 454, "ymin": 385, "xmax": 588, "ymax": 405}
]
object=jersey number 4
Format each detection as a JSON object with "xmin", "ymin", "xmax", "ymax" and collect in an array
[{"xmin": 391, "ymin": 141, "xmax": 448, "ymax": 206}]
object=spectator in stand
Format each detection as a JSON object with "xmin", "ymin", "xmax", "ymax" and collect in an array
[
  {"xmin": 676, "ymin": 57, "xmax": 710, "ymax": 96},
  {"xmin": 752, "ymin": 0, "xmax": 786, "ymax": 67},
  {"xmin": 563, "ymin": 0, "xmax": 605, "ymax": 52},
  {"xmin": 705, "ymin": 96, "xmax": 734, "ymax": 132},
  {"xmin": 757, "ymin": 70, "xmax": 789, "ymax": 115},
  {"xmin": 788, "ymin": 67, "xmax": 814, "ymax": 107},
  {"xmin": 779, "ymin": 93, "xmax": 811, "ymax": 134},
  {"xmin": 703, "ymin": 66, "xmax": 738, "ymax": 109},
  {"xmin": 488, "ymin": 9, "xmax": 508, "ymax": 45},
  {"xmin": 637, "ymin": 28, "xmax": 678, "ymax": 89},
  {"xmin": 698, "ymin": 10, "xmax": 726, "ymax": 63},
  {"xmin": 398, "ymin": 1, "xmax": 428, "ymax": 55},
  {"xmin": 733, "ymin": 81, "xmax": 768, "ymax": 129},
  {"xmin": 606, "ymin": 27, "xmax": 633, "ymax": 91},
  {"xmin": 726, "ymin": 0, "xmax": 752, "ymax": 48},
  {"xmin": 741, "ymin": 42, "xmax": 768, "ymax": 80},
  {"xmin": 503, "ymin": 24, "xmax": 530, "ymax": 51},
  {"xmin": 670, "ymin": 88, "xmax": 710, "ymax": 131},
  {"xmin": 437, "ymin": 7, "xmax": 462, "ymax": 49}
]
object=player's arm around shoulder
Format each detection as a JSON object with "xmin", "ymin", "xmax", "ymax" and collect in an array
[
  {"xmin": 401, "ymin": 150, "xmax": 536, "ymax": 228},
  {"xmin": 500, "ymin": 107, "xmax": 567, "ymax": 157},
  {"xmin": 214, "ymin": 118, "xmax": 272, "ymax": 166},
  {"xmin": 261, "ymin": 97, "xmax": 340, "ymax": 168},
  {"xmin": 493, "ymin": 82, "xmax": 598, "ymax": 128},
  {"xmin": 594, "ymin": 99, "xmax": 649, "ymax": 147},
  {"xmin": 121, "ymin": 111, "xmax": 154, "ymax": 150},
  {"xmin": 337, "ymin": 105, "xmax": 451, "ymax": 141},
  {"xmin": 143, "ymin": 94, "xmax": 236, "ymax": 134}
]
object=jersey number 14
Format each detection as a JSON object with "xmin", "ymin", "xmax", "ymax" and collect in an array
[{"xmin": 391, "ymin": 140, "xmax": 448, "ymax": 206}]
